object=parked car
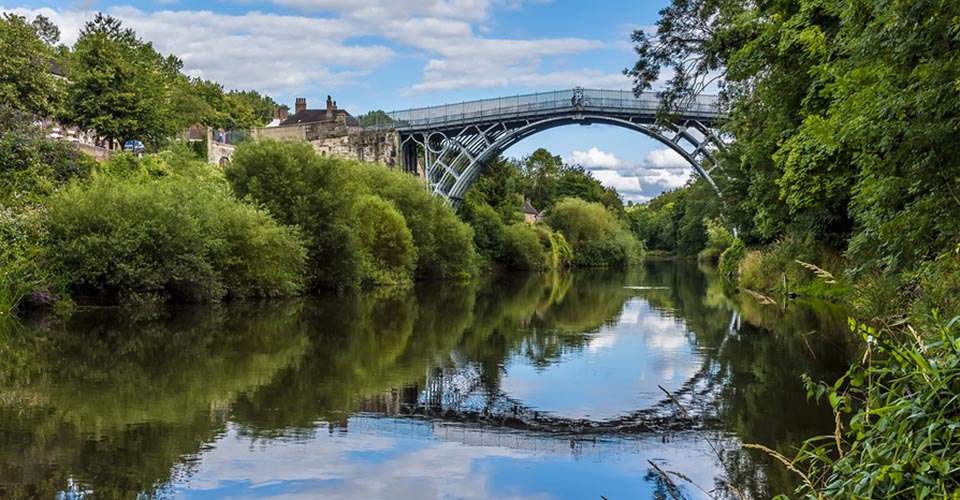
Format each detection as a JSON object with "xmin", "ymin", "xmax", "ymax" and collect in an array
[{"xmin": 123, "ymin": 140, "xmax": 145, "ymax": 153}]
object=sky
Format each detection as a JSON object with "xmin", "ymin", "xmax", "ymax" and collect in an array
[{"xmin": 2, "ymin": 0, "xmax": 695, "ymax": 202}]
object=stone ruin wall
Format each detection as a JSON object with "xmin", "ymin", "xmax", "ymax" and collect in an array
[
  {"xmin": 309, "ymin": 130, "xmax": 399, "ymax": 168},
  {"xmin": 252, "ymin": 125, "xmax": 400, "ymax": 168}
]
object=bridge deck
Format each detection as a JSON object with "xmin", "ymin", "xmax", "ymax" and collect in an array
[{"xmin": 381, "ymin": 88, "xmax": 721, "ymax": 132}]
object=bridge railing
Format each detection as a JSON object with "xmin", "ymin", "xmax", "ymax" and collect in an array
[{"xmin": 376, "ymin": 89, "xmax": 720, "ymax": 130}]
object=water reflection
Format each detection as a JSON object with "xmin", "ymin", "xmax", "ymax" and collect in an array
[{"xmin": 0, "ymin": 262, "xmax": 855, "ymax": 499}]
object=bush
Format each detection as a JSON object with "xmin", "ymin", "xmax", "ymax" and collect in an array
[
  {"xmin": 718, "ymin": 238, "xmax": 746, "ymax": 280},
  {"xmin": 228, "ymin": 140, "xmax": 477, "ymax": 287},
  {"xmin": 545, "ymin": 228, "xmax": 573, "ymax": 269},
  {"xmin": 502, "ymin": 223, "xmax": 548, "ymax": 270},
  {"xmin": 0, "ymin": 205, "xmax": 53, "ymax": 315},
  {"xmin": 46, "ymin": 173, "xmax": 305, "ymax": 304},
  {"xmin": 547, "ymin": 197, "xmax": 643, "ymax": 268},
  {"xmin": 459, "ymin": 196, "xmax": 505, "ymax": 260},
  {"xmin": 354, "ymin": 195, "xmax": 417, "ymax": 285},
  {"xmin": 226, "ymin": 140, "xmax": 362, "ymax": 291},
  {"xmin": 0, "ymin": 106, "xmax": 96, "ymax": 207},
  {"xmin": 351, "ymin": 161, "xmax": 476, "ymax": 280},
  {"xmin": 698, "ymin": 217, "xmax": 734, "ymax": 263}
]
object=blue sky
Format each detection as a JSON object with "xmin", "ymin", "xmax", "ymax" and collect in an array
[{"xmin": 3, "ymin": 0, "xmax": 695, "ymax": 201}]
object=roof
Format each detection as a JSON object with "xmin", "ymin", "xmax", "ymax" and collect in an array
[
  {"xmin": 279, "ymin": 109, "xmax": 360, "ymax": 127},
  {"xmin": 521, "ymin": 199, "xmax": 538, "ymax": 214}
]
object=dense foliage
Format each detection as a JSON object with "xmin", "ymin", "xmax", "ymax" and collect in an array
[
  {"xmin": 546, "ymin": 197, "xmax": 641, "ymax": 268},
  {"xmin": 626, "ymin": 176, "xmax": 723, "ymax": 256},
  {"xmin": 226, "ymin": 139, "xmax": 476, "ymax": 290},
  {"xmin": 630, "ymin": 0, "xmax": 960, "ymax": 277},
  {"xmin": 460, "ymin": 148, "xmax": 640, "ymax": 270},
  {"xmin": 792, "ymin": 315, "xmax": 960, "ymax": 499},
  {"xmin": 4, "ymin": 13, "xmax": 276, "ymax": 151},
  {"xmin": 0, "ymin": 14, "xmax": 60, "ymax": 117},
  {"xmin": 0, "ymin": 107, "xmax": 96, "ymax": 314},
  {"xmin": 46, "ymin": 152, "xmax": 305, "ymax": 304}
]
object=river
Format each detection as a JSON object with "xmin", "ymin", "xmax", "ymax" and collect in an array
[{"xmin": 0, "ymin": 261, "xmax": 856, "ymax": 499}]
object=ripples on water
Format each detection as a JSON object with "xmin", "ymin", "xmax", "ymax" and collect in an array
[{"xmin": 0, "ymin": 262, "xmax": 855, "ymax": 499}]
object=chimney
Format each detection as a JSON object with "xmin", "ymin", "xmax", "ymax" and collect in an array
[
  {"xmin": 326, "ymin": 95, "xmax": 335, "ymax": 112},
  {"xmin": 295, "ymin": 98, "xmax": 307, "ymax": 114},
  {"xmin": 276, "ymin": 105, "xmax": 289, "ymax": 122}
]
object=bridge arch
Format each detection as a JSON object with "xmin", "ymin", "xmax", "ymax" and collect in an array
[{"xmin": 388, "ymin": 88, "xmax": 726, "ymax": 206}]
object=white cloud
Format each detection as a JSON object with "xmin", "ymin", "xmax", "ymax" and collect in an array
[
  {"xmin": 563, "ymin": 146, "xmax": 694, "ymax": 202},
  {"xmin": 567, "ymin": 147, "xmax": 624, "ymax": 169},
  {"xmin": 592, "ymin": 170, "xmax": 641, "ymax": 193},
  {"xmin": 637, "ymin": 167, "xmax": 690, "ymax": 190},
  {"xmin": 229, "ymin": 0, "xmax": 621, "ymax": 94},
  {"xmin": 643, "ymin": 148, "xmax": 686, "ymax": 169}
]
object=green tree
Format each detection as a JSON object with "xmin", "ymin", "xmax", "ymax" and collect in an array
[
  {"xmin": 501, "ymin": 223, "xmax": 548, "ymax": 271},
  {"xmin": 470, "ymin": 155, "xmax": 524, "ymax": 223},
  {"xmin": 0, "ymin": 13, "xmax": 59, "ymax": 116},
  {"xmin": 547, "ymin": 197, "xmax": 642, "ymax": 267},
  {"xmin": 356, "ymin": 109, "xmax": 396, "ymax": 128},
  {"xmin": 226, "ymin": 139, "xmax": 362, "ymax": 291},
  {"xmin": 354, "ymin": 194, "xmax": 417, "ymax": 285},
  {"xmin": 226, "ymin": 89, "xmax": 278, "ymax": 127},
  {"xmin": 60, "ymin": 14, "xmax": 179, "ymax": 150},
  {"xmin": 30, "ymin": 15, "xmax": 60, "ymax": 47},
  {"xmin": 521, "ymin": 148, "xmax": 562, "ymax": 209}
]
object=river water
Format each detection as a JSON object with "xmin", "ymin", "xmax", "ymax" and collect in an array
[{"xmin": 0, "ymin": 261, "xmax": 856, "ymax": 499}]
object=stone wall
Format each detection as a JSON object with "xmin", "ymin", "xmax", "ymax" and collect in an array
[
  {"xmin": 76, "ymin": 142, "xmax": 114, "ymax": 160},
  {"xmin": 252, "ymin": 125, "xmax": 400, "ymax": 168},
  {"xmin": 310, "ymin": 130, "xmax": 399, "ymax": 167},
  {"xmin": 208, "ymin": 139, "xmax": 236, "ymax": 166}
]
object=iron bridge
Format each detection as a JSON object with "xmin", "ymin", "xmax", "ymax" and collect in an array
[{"xmin": 380, "ymin": 88, "xmax": 725, "ymax": 205}]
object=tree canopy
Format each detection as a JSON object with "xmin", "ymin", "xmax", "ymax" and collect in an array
[
  {"xmin": 0, "ymin": 13, "xmax": 60, "ymax": 116},
  {"xmin": 59, "ymin": 14, "xmax": 180, "ymax": 149},
  {"xmin": 629, "ymin": 0, "xmax": 960, "ymax": 274}
]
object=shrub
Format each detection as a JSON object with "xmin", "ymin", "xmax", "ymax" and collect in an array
[
  {"xmin": 501, "ymin": 223, "xmax": 548, "ymax": 270},
  {"xmin": 718, "ymin": 238, "xmax": 746, "ymax": 280},
  {"xmin": 228, "ymin": 140, "xmax": 477, "ymax": 286},
  {"xmin": 46, "ymin": 173, "xmax": 305, "ymax": 304},
  {"xmin": 698, "ymin": 217, "xmax": 734, "ymax": 263},
  {"xmin": 354, "ymin": 195, "xmax": 417, "ymax": 286},
  {"xmin": 547, "ymin": 197, "xmax": 643, "ymax": 268},
  {"xmin": 0, "ymin": 205, "xmax": 52, "ymax": 315},
  {"xmin": 545, "ymin": 228, "xmax": 573, "ymax": 269},
  {"xmin": 459, "ymin": 196, "xmax": 505, "ymax": 260},
  {"xmin": 0, "ymin": 106, "xmax": 96, "ymax": 207},
  {"xmin": 226, "ymin": 140, "xmax": 362, "ymax": 291},
  {"xmin": 352, "ymin": 161, "xmax": 476, "ymax": 280}
]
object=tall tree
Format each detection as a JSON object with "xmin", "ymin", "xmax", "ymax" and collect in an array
[
  {"xmin": 0, "ymin": 13, "xmax": 59, "ymax": 116},
  {"xmin": 521, "ymin": 148, "xmax": 563, "ymax": 209},
  {"xmin": 226, "ymin": 89, "xmax": 278, "ymax": 128},
  {"xmin": 60, "ymin": 14, "xmax": 179, "ymax": 150}
]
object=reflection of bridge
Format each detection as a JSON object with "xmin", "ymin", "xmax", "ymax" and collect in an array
[
  {"xmin": 355, "ymin": 348, "xmax": 724, "ymax": 440},
  {"xmin": 383, "ymin": 88, "xmax": 725, "ymax": 205}
]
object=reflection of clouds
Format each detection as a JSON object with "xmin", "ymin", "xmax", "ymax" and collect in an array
[
  {"xmin": 641, "ymin": 314, "xmax": 689, "ymax": 350},
  {"xmin": 586, "ymin": 333, "xmax": 617, "ymax": 353},
  {"xmin": 177, "ymin": 424, "xmax": 538, "ymax": 500},
  {"xmin": 501, "ymin": 299, "xmax": 706, "ymax": 419},
  {"xmin": 619, "ymin": 306, "xmax": 641, "ymax": 325},
  {"xmin": 174, "ymin": 422, "xmax": 729, "ymax": 500}
]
